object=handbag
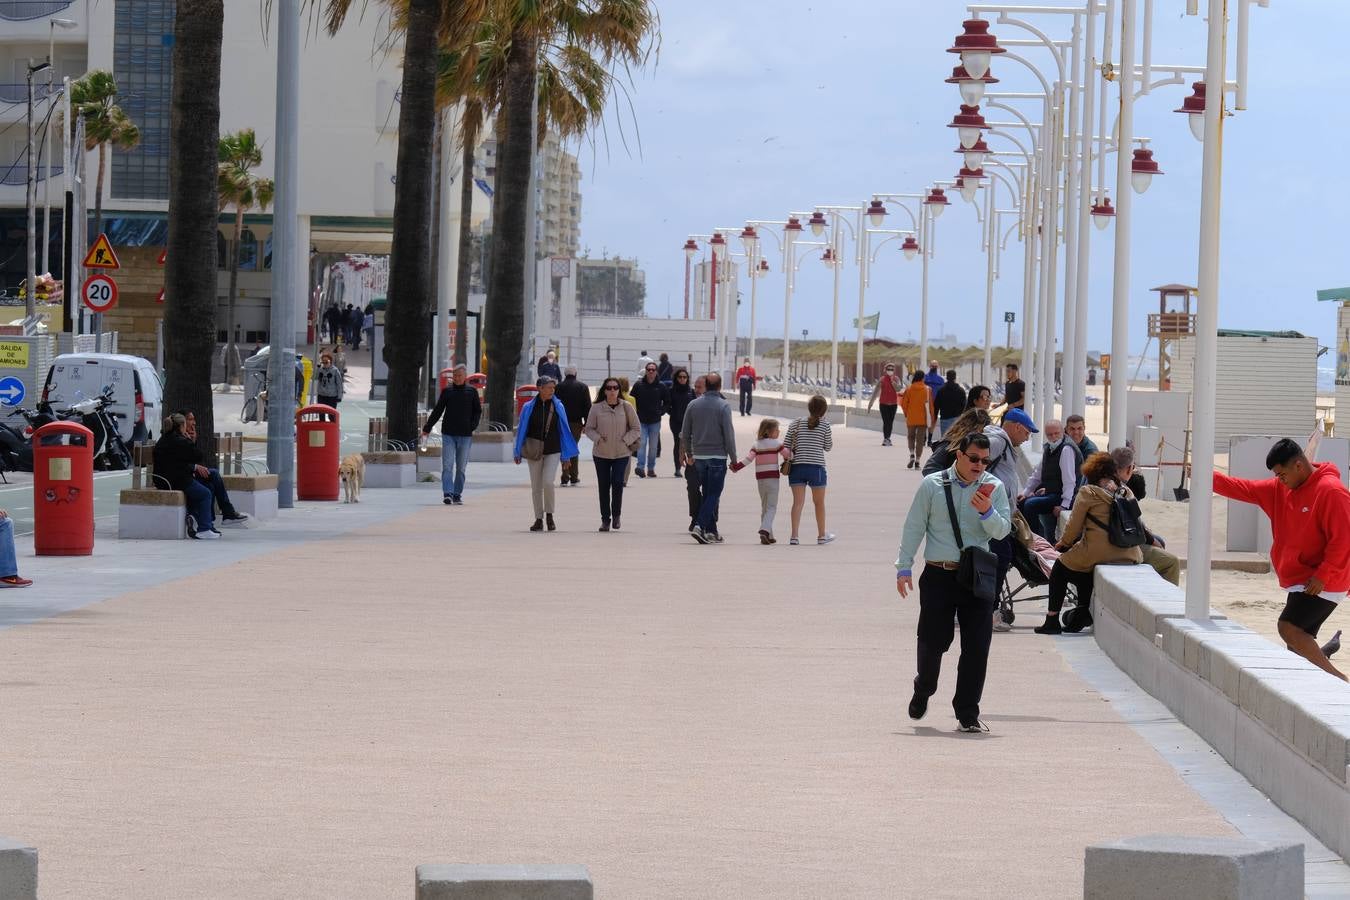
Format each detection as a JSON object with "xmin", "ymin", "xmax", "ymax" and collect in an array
[
  {"xmin": 781, "ymin": 422, "xmax": 798, "ymax": 476},
  {"xmin": 941, "ymin": 474, "xmax": 1000, "ymax": 603},
  {"xmin": 521, "ymin": 402, "xmax": 554, "ymax": 461}
]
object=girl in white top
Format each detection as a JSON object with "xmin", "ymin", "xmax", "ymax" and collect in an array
[
  {"xmin": 785, "ymin": 395, "xmax": 836, "ymax": 545},
  {"xmin": 731, "ymin": 418, "xmax": 793, "ymax": 544}
]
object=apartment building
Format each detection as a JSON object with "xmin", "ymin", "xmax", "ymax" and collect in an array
[{"xmin": 480, "ymin": 130, "xmax": 582, "ymax": 261}]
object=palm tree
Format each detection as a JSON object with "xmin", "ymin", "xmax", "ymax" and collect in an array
[
  {"xmin": 479, "ymin": 0, "xmax": 657, "ymax": 424},
  {"xmin": 322, "ymin": 0, "xmax": 484, "ymax": 446},
  {"xmin": 70, "ymin": 70, "xmax": 141, "ymax": 238},
  {"xmin": 217, "ymin": 129, "xmax": 275, "ymax": 387},
  {"xmin": 163, "ymin": 1, "xmax": 224, "ymax": 455}
]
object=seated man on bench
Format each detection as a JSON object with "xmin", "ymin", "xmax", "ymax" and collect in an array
[
  {"xmin": 182, "ymin": 409, "xmax": 247, "ymax": 525},
  {"xmin": 153, "ymin": 413, "xmax": 220, "ymax": 540}
]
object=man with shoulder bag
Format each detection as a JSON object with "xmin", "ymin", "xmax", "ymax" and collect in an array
[{"xmin": 895, "ymin": 432, "xmax": 1011, "ymax": 733}]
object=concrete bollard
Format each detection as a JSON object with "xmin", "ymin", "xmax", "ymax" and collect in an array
[
  {"xmin": 415, "ymin": 864, "xmax": 592, "ymax": 900},
  {"xmin": 1084, "ymin": 835, "xmax": 1302, "ymax": 900},
  {"xmin": 0, "ymin": 837, "xmax": 37, "ymax": 900}
]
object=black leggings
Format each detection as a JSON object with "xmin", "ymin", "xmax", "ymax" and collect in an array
[
  {"xmin": 879, "ymin": 403, "xmax": 898, "ymax": 440},
  {"xmin": 594, "ymin": 456, "xmax": 629, "ymax": 521},
  {"xmin": 1048, "ymin": 560, "xmax": 1095, "ymax": 613}
]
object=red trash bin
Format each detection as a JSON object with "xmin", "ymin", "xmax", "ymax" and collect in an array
[
  {"xmin": 437, "ymin": 368, "xmax": 455, "ymax": 393},
  {"xmin": 515, "ymin": 385, "xmax": 539, "ymax": 419},
  {"xmin": 33, "ymin": 421, "xmax": 95, "ymax": 556},
  {"xmin": 296, "ymin": 404, "xmax": 340, "ymax": 501},
  {"xmin": 468, "ymin": 373, "xmax": 487, "ymax": 404}
]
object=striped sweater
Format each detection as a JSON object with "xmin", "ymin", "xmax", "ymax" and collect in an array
[
  {"xmin": 735, "ymin": 438, "xmax": 793, "ymax": 479},
  {"xmin": 785, "ymin": 419, "xmax": 833, "ymax": 467}
]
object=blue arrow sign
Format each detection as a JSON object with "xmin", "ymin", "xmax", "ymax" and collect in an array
[{"xmin": 0, "ymin": 376, "xmax": 26, "ymax": 407}]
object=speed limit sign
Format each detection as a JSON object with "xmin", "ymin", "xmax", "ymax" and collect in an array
[{"xmin": 81, "ymin": 273, "xmax": 119, "ymax": 313}]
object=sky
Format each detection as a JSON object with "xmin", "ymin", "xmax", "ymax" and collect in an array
[{"xmin": 576, "ymin": 0, "xmax": 1348, "ymax": 360}]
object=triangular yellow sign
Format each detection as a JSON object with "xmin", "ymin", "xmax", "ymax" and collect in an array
[{"xmin": 83, "ymin": 233, "xmax": 121, "ymax": 270}]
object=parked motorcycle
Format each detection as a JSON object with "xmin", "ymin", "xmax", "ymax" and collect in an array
[
  {"xmin": 0, "ymin": 413, "xmax": 31, "ymax": 474},
  {"xmin": 62, "ymin": 386, "xmax": 133, "ymax": 471}
]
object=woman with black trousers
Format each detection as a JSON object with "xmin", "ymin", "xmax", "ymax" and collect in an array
[
  {"xmin": 583, "ymin": 377, "xmax": 641, "ymax": 532},
  {"xmin": 668, "ymin": 368, "xmax": 695, "ymax": 476}
]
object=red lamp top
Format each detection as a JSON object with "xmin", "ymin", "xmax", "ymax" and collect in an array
[
  {"xmin": 947, "ymin": 18, "xmax": 1006, "ymax": 56},
  {"xmin": 947, "ymin": 104, "xmax": 988, "ymax": 130},
  {"xmin": 956, "ymin": 166, "xmax": 986, "ymax": 180},
  {"xmin": 1131, "ymin": 148, "xmax": 1163, "ymax": 175},
  {"xmin": 944, "ymin": 64, "xmax": 999, "ymax": 86},
  {"xmin": 682, "ymin": 238, "xmax": 698, "ymax": 253},
  {"xmin": 1175, "ymin": 81, "xmax": 1206, "ymax": 115},
  {"xmin": 1091, "ymin": 197, "xmax": 1116, "ymax": 216},
  {"xmin": 924, "ymin": 188, "xmax": 951, "ymax": 206},
  {"xmin": 955, "ymin": 137, "xmax": 991, "ymax": 156},
  {"xmin": 901, "ymin": 235, "xmax": 921, "ymax": 252},
  {"xmin": 784, "ymin": 217, "xmax": 803, "ymax": 232},
  {"xmin": 740, "ymin": 225, "xmax": 759, "ymax": 242},
  {"xmin": 866, "ymin": 200, "xmax": 888, "ymax": 219},
  {"xmin": 807, "ymin": 211, "xmax": 829, "ymax": 230}
]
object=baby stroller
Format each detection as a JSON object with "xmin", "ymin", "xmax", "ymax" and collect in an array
[{"xmin": 998, "ymin": 512, "xmax": 1083, "ymax": 628}]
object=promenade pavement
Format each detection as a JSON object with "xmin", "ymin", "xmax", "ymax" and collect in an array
[{"xmin": 0, "ymin": 409, "xmax": 1276, "ymax": 898}]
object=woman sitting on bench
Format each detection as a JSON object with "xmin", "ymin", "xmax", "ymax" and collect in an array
[{"xmin": 152, "ymin": 414, "xmax": 219, "ymax": 540}]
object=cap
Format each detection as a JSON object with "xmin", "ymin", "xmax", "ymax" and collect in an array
[{"xmin": 1002, "ymin": 408, "xmax": 1038, "ymax": 433}]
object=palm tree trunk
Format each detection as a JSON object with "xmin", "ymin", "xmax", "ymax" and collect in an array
[
  {"xmin": 226, "ymin": 206, "xmax": 243, "ymax": 385},
  {"xmin": 381, "ymin": 0, "xmax": 438, "ymax": 445},
  {"xmin": 454, "ymin": 119, "xmax": 476, "ymax": 369},
  {"xmin": 164, "ymin": 0, "xmax": 223, "ymax": 458},
  {"xmin": 484, "ymin": 28, "xmax": 538, "ymax": 426},
  {"xmin": 94, "ymin": 143, "xmax": 106, "ymax": 237}
]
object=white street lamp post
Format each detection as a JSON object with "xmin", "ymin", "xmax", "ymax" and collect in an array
[{"xmin": 1107, "ymin": 0, "xmax": 1137, "ymax": 450}]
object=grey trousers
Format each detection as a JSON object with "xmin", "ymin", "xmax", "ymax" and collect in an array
[
  {"xmin": 528, "ymin": 453, "xmax": 561, "ymax": 518},
  {"xmin": 757, "ymin": 478, "xmax": 780, "ymax": 533}
]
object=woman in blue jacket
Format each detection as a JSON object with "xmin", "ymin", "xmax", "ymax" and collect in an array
[{"xmin": 513, "ymin": 376, "xmax": 580, "ymax": 532}]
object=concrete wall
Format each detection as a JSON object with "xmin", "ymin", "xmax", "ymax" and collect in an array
[{"xmin": 1093, "ymin": 566, "xmax": 1350, "ymax": 864}]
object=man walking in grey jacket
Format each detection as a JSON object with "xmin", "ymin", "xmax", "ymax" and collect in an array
[{"xmin": 680, "ymin": 373, "xmax": 737, "ymax": 544}]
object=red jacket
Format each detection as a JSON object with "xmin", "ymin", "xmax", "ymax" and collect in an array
[
  {"xmin": 1213, "ymin": 462, "xmax": 1350, "ymax": 591},
  {"xmin": 735, "ymin": 365, "xmax": 757, "ymax": 386}
]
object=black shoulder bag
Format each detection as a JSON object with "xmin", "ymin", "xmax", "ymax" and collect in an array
[{"xmin": 942, "ymin": 474, "xmax": 1000, "ymax": 603}]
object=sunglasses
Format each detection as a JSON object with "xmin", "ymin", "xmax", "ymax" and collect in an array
[
  {"xmin": 604, "ymin": 385, "xmax": 620, "ymax": 391},
  {"xmin": 963, "ymin": 452, "xmax": 991, "ymax": 466}
]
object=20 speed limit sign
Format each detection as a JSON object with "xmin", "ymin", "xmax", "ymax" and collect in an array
[{"xmin": 81, "ymin": 273, "xmax": 119, "ymax": 313}]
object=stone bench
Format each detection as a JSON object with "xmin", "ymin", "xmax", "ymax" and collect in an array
[
  {"xmin": 1093, "ymin": 566, "xmax": 1350, "ymax": 865},
  {"xmin": 416, "ymin": 865, "xmax": 592, "ymax": 900},
  {"xmin": 361, "ymin": 451, "xmax": 415, "ymax": 488},
  {"xmin": 0, "ymin": 836, "xmax": 37, "ymax": 900},
  {"xmin": 222, "ymin": 473, "xmax": 279, "ymax": 519},
  {"xmin": 118, "ymin": 488, "xmax": 187, "ymax": 540},
  {"xmin": 469, "ymin": 431, "xmax": 514, "ymax": 464},
  {"xmin": 417, "ymin": 445, "xmax": 441, "ymax": 476},
  {"xmin": 1084, "ymin": 834, "xmax": 1302, "ymax": 899}
]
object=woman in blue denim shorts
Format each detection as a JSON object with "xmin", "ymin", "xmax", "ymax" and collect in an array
[{"xmin": 785, "ymin": 395, "xmax": 835, "ymax": 545}]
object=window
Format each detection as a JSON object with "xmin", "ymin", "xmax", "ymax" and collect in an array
[
  {"xmin": 111, "ymin": 0, "xmax": 174, "ymax": 200},
  {"xmin": 237, "ymin": 228, "xmax": 257, "ymax": 271}
]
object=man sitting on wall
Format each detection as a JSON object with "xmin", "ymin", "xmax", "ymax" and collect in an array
[{"xmin": 182, "ymin": 410, "xmax": 249, "ymax": 525}]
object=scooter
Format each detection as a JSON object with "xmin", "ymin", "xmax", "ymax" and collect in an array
[
  {"xmin": 0, "ymin": 414, "xmax": 31, "ymax": 476},
  {"xmin": 61, "ymin": 386, "xmax": 133, "ymax": 471}
]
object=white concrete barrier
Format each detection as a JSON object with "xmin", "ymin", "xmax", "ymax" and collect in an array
[
  {"xmin": 221, "ymin": 474, "xmax": 278, "ymax": 520},
  {"xmin": 415, "ymin": 865, "xmax": 592, "ymax": 900},
  {"xmin": 362, "ymin": 451, "xmax": 416, "ymax": 488},
  {"xmin": 0, "ymin": 837, "xmax": 37, "ymax": 900},
  {"xmin": 1094, "ymin": 566, "xmax": 1350, "ymax": 864},
  {"xmin": 117, "ymin": 490, "xmax": 187, "ymax": 540},
  {"xmin": 469, "ymin": 432, "xmax": 514, "ymax": 464},
  {"xmin": 1084, "ymin": 834, "xmax": 1302, "ymax": 899}
]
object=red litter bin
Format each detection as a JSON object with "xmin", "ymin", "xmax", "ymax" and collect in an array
[
  {"xmin": 33, "ymin": 421, "xmax": 95, "ymax": 556},
  {"xmin": 468, "ymin": 372, "xmax": 487, "ymax": 404},
  {"xmin": 515, "ymin": 385, "xmax": 539, "ymax": 419},
  {"xmin": 296, "ymin": 404, "xmax": 340, "ymax": 501},
  {"xmin": 437, "ymin": 368, "xmax": 454, "ymax": 393}
]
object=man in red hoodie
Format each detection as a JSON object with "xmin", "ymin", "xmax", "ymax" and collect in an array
[{"xmin": 1214, "ymin": 438, "xmax": 1349, "ymax": 679}]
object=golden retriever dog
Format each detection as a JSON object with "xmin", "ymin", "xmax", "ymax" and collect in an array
[{"xmin": 339, "ymin": 453, "xmax": 365, "ymax": 503}]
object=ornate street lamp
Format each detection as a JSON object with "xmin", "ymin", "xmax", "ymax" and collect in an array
[
  {"xmin": 1130, "ymin": 147, "xmax": 1163, "ymax": 194},
  {"xmin": 901, "ymin": 235, "xmax": 921, "ymax": 261},
  {"xmin": 923, "ymin": 187, "xmax": 951, "ymax": 218},
  {"xmin": 947, "ymin": 104, "xmax": 989, "ymax": 150},
  {"xmin": 946, "ymin": 18, "xmax": 1005, "ymax": 81},
  {"xmin": 1091, "ymin": 196, "xmax": 1116, "ymax": 230},
  {"xmin": 945, "ymin": 64, "xmax": 999, "ymax": 107},
  {"xmin": 866, "ymin": 200, "xmax": 888, "ymax": 227},
  {"xmin": 807, "ymin": 210, "xmax": 828, "ymax": 236},
  {"xmin": 1175, "ymin": 81, "xmax": 1208, "ymax": 142}
]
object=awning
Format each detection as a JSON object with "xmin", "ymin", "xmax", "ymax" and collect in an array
[{"xmin": 311, "ymin": 230, "xmax": 392, "ymax": 254}]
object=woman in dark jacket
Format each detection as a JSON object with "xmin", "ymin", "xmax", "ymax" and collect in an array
[{"xmin": 667, "ymin": 367, "xmax": 695, "ymax": 477}]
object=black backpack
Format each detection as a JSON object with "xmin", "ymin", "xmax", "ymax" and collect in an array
[{"xmin": 1087, "ymin": 492, "xmax": 1148, "ymax": 548}]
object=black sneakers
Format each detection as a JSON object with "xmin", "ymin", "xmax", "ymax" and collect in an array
[{"xmin": 908, "ymin": 692, "xmax": 928, "ymax": 721}]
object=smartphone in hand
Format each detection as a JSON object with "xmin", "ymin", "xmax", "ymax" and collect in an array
[{"xmin": 971, "ymin": 482, "xmax": 995, "ymax": 509}]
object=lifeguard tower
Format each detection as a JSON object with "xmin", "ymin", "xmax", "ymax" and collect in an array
[{"xmin": 1148, "ymin": 284, "xmax": 1197, "ymax": 390}]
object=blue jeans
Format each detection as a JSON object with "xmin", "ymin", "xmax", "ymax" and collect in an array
[
  {"xmin": 441, "ymin": 435, "xmax": 472, "ymax": 497},
  {"xmin": 938, "ymin": 416, "xmax": 959, "ymax": 440},
  {"xmin": 694, "ymin": 458, "xmax": 727, "ymax": 534},
  {"xmin": 638, "ymin": 422, "xmax": 661, "ymax": 472},
  {"xmin": 0, "ymin": 515, "xmax": 17, "ymax": 577},
  {"xmin": 185, "ymin": 479, "xmax": 215, "ymax": 532},
  {"xmin": 196, "ymin": 467, "xmax": 236, "ymax": 517},
  {"xmin": 1019, "ymin": 493, "xmax": 1060, "ymax": 541}
]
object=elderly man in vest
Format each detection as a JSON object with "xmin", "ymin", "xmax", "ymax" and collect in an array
[{"xmin": 1017, "ymin": 417, "xmax": 1080, "ymax": 541}]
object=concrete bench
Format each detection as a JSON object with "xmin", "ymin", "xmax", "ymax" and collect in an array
[
  {"xmin": 469, "ymin": 431, "xmax": 514, "ymax": 464},
  {"xmin": 1094, "ymin": 566, "xmax": 1350, "ymax": 865},
  {"xmin": 118, "ymin": 488, "xmax": 187, "ymax": 540},
  {"xmin": 0, "ymin": 836, "xmax": 37, "ymax": 900},
  {"xmin": 416, "ymin": 865, "xmax": 592, "ymax": 900},
  {"xmin": 1084, "ymin": 834, "xmax": 1302, "ymax": 899},
  {"xmin": 361, "ymin": 451, "xmax": 415, "ymax": 488},
  {"xmin": 222, "ymin": 473, "xmax": 279, "ymax": 519},
  {"xmin": 417, "ymin": 445, "xmax": 441, "ymax": 476}
]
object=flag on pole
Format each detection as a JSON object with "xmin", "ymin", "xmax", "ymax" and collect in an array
[{"xmin": 852, "ymin": 312, "xmax": 880, "ymax": 333}]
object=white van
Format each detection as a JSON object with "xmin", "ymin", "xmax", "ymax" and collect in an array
[{"xmin": 42, "ymin": 353, "xmax": 164, "ymax": 444}]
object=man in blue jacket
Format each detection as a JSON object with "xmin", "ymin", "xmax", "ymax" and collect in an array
[{"xmin": 513, "ymin": 376, "xmax": 579, "ymax": 532}]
